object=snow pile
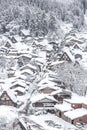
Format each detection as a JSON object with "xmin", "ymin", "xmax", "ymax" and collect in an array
[
  {"xmin": 29, "ymin": 113, "xmax": 77, "ymax": 130},
  {"xmin": 0, "ymin": 106, "xmax": 18, "ymax": 123}
]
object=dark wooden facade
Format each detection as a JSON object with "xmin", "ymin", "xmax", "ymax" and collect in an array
[
  {"xmin": 60, "ymin": 52, "xmax": 72, "ymax": 62},
  {"xmin": 82, "ymin": 103, "xmax": 87, "ymax": 109},
  {"xmin": 63, "ymin": 114, "xmax": 87, "ymax": 125},
  {"xmin": 33, "ymin": 98, "xmax": 57, "ymax": 108},
  {"xmin": 71, "ymin": 103, "xmax": 82, "ymax": 109},
  {"xmin": 0, "ymin": 91, "xmax": 17, "ymax": 107},
  {"xmin": 53, "ymin": 91, "xmax": 71, "ymax": 103}
]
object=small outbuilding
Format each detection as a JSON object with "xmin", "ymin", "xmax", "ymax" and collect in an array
[{"xmin": 0, "ymin": 90, "xmax": 17, "ymax": 107}]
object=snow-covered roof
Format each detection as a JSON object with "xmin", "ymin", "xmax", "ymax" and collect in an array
[
  {"xmin": 12, "ymin": 35, "xmax": 22, "ymax": 42},
  {"xmin": 17, "ymin": 54, "xmax": 32, "ymax": 59},
  {"xmin": 31, "ymin": 94, "xmax": 58, "ymax": 103},
  {"xmin": 79, "ymin": 56, "xmax": 87, "ymax": 70},
  {"xmin": 10, "ymin": 81, "xmax": 26, "ymax": 88},
  {"xmin": 64, "ymin": 93, "xmax": 85, "ymax": 104},
  {"xmin": 35, "ymin": 39, "xmax": 48, "ymax": 46},
  {"xmin": 35, "ymin": 57, "xmax": 46, "ymax": 64},
  {"xmin": 38, "ymin": 51, "xmax": 46, "ymax": 60},
  {"xmin": 72, "ymin": 43, "xmax": 83, "ymax": 50},
  {"xmin": 76, "ymin": 31, "xmax": 87, "ymax": 40},
  {"xmin": 38, "ymin": 85, "xmax": 58, "ymax": 91},
  {"xmin": 20, "ymin": 63, "xmax": 37, "ymax": 71},
  {"xmin": 7, "ymin": 90, "xmax": 17, "ymax": 103},
  {"xmin": 50, "ymin": 60, "xmax": 65, "ymax": 66},
  {"xmin": 62, "ymin": 47, "xmax": 75, "ymax": 63},
  {"xmin": 21, "ymin": 29, "xmax": 30, "ymax": 36},
  {"xmin": 0, "ymin": 90, "xmax": 17, "ymax": 103},
  {"xmin": 46, "ymin": 44, "xmax": 53, "ymax": 51},
  {"xmin": 14, "ymin": 42, "xmax": 24, "ymax": 50},
  {"xmin": 19, "ymin": 118, "xmax": 27, "ymax": 129},
  {"xmin": 55, "ymin": 102, "xmax": 73, "ymax": 112},
  {"xmin": 14, "ymin": 87, "xmax": 25, "ymax": 93},
  {"xmin": 38, "ymin": 79, "xmax": 57, "ymax": 88},
  {"xmin": 38, "ymin": 74, "xmax": 58, "ymax": 87},
  {"xmin": 64, "ymin": 108, "xmax": 87, "ymax": 120},
  {"xmin": 29, "ymin": 113, "xmax": 77, "ymax": 130},
  {"xmin": 51, "ymin": 89, "xmax": 63, "ymax": 96},
  {"xmin": 21, "ymin": 69, "xmax": 33, "ymax": 75},
  {"xmin": 0, "ymin": 36, "xmax": 12, "ymax": 45},
  {"xmin": 16, "ymin": 75, "xmax": 27, "ymax": 80}
]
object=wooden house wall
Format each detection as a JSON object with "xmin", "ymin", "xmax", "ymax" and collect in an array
[
  {"xmin": 33, "ymin": 101, "xmax": 56, "ymax": 108},
  {"xmin": 82, "ymin": 103, "xmax": 87, "ymax": 109},
  {"xmin": 72, "ymin": 115, "xmax": 87, "ymax": 125},
  {"xmin": 39, "ymin": 88, "xmax": 56, "ymax": 94},
  {"xmin": 71, "ymin": 103, "xmax": 82, "ymax": 109},
  {"xmin": 0, "ymin": 92, "xmax": 17, "ymax": 107}
]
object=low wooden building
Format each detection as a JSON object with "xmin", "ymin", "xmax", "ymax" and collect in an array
[
  {"xmin": 55, "ymin": 101, "xmax": 73, "ymax": 119},
  {"xmin": 0, "ymin": 90, "xmax": 17, "ymax": 107},
  {"xmin": 51, "ymin": 89, "xmax": 71, "ymax": 103},
  {"xmin": 64, "ymin": 97, "xmax": 82, "ymax": 109},
  {"xmin": 31, "ymin": 95, "xmax": 58, "ymax": 113},
  {"xmin": 64, "ymin": 108, "xmax": 87, "ymax": 125}
]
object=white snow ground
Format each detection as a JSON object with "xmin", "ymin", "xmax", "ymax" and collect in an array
[{"xmin": 29, "ymin": 113, "xmax": 78, "ymax": 130}]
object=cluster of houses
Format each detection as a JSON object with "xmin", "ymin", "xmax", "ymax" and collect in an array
[
  {"xmin": 55, "ymin": 95, "xmax": 87, "ymax": 125},
  {"xmin": 30, "ymin": 73, "xmax": 72, "ymax": 113},
  {"xmin": 0, "ymin": 27, "xmax": 87, "ymax": 130},
  {"xmin": 48, "ymin": 30, "xmax": 87, "ymax": 71},
  {"xmin": 30, "ymin": 79, "xmax": 87, "ymax": 126}
]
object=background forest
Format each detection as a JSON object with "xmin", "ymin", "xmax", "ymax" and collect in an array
[{"xmin": 0, "ymin": 0, "xmax": 86, "ymax": 37}]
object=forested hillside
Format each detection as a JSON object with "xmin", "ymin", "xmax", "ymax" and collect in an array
[{"xmin": 0, "ymin": 0, "xmax": 86, "ymax": 37}]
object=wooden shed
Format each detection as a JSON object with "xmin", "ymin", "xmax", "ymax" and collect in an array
[
  {"xmin": 0, "ymin": 90, "xmax": 17, "ymax": 107},
  {"xmin": 64, "ymin": 108, "xmax": 87, "ymax": 125},
  {"xmin": 55, "ymin": 101, "xmax": 73, "ymax": 118}
]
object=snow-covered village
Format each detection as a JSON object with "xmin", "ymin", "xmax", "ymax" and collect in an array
[{"xmin": 1, "ymin": 0, "xmax": 87, "ymax": 130}]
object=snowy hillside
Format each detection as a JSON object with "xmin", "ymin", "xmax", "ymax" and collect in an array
[{"xmin": 0, "ymin": 0, "xmax": 87, "ymax": 130}]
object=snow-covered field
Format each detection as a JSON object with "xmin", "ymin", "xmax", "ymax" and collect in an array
[{"xmin": 29, "ymin": 114, "xmax": 78, "ymax": 130}]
